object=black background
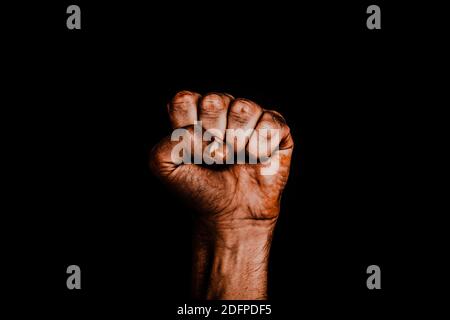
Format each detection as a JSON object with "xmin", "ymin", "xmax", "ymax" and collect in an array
[{"xmin": 6, "ymin": 0, "xmax": 446, "ymax": 318}]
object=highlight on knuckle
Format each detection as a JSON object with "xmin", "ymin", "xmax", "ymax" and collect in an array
[
  {"xmin": 229, "ymin": 99, "xmax": 260, "ymax": 121},
  {"xmin": 170, "ymin": 91, "xmax": 198, "ymax": 112},
  {"xmin": 200, "ymin": 93, "xmax": 227, "ymax": 113},
  {"xmin": 262, "ymin": 110, "xmax": 286, "ymax": 127}
]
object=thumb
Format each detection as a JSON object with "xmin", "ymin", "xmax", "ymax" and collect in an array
[{"xmin": 149, "ymin": 125, "xmax": 211, "ymax": 179}]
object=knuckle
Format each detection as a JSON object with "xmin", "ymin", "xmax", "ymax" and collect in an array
[
  {"xmin": 200, "ymin": 93, "xmax": 227, "ymax": 113},
  {"xmin": 170, "ymin": 90, "xmax": 199, "ymax": 111},
  {"xmin": 229, "ymin": 98, "xmax": 261, "ymax": 121},
  {"xmin": 173, "ymin": 90, "xmax": 197, "ymax": 99},
  {"xmin": 261, "ymin": 110, "xmax": 286, "ymax": 127}
]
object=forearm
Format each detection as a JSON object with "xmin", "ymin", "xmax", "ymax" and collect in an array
[{"xmin": 192, "ymin": 219, "xmax": 276, "ymax": 300}]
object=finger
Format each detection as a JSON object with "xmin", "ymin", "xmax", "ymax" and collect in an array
[
  {"xmin": 247, "ymin": 110, "xmax": 294, "ymax": 162},
  {"xmin": 167, "ymin": 90, "xmax": 200, "ymax": 129},
  {"xmin": 198, "ymin": 93, "xmax": 231, "ymax": 140},
  {"xmin": 225, "ymin": 98, "xmax": 263, "ymax": 158}
]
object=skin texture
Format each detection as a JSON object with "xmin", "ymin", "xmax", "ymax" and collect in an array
[{"xmin": 149, "ymin": 91, "xmax": 294, "ymax": 300}]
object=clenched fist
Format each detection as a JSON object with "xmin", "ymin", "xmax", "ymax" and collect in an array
[{"xmin": 149, "ymin": 91, "xmax": 294, "ymax": 300}]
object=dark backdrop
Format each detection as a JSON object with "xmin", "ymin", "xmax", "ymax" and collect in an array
[{"xmin": 7, "ymin": 0, "xmax": 441, "ymax": 318}]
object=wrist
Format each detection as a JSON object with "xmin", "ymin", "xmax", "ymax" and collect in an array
[
  {"xmin": 192, "ymin": 215, "xmax": 277, "ymax": 300},
  {"xmin": 195, "ymin": 206, "xmax": 279, "ymax": 235}
]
